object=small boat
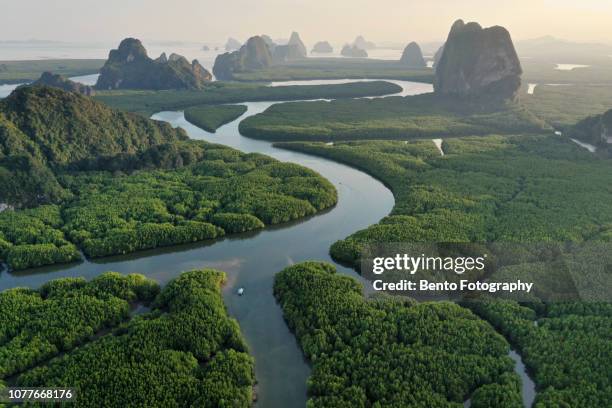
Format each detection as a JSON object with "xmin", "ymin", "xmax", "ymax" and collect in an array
[{"xmin": 237, "ymin": 288, "xmax": 245, "ymax": 296}]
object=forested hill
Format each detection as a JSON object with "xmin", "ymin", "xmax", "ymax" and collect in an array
[
  {"xmin": 1, "ymin": 86, "xmax": 186, "ymax": 167},
  {"xmin": 0, "ymin": 86, "xmax": 186, "ymax": 206}
]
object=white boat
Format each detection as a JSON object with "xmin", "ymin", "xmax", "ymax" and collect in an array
[{"xmin": 237, "ymin": 288, "xmax": 245, "ymax": 296}]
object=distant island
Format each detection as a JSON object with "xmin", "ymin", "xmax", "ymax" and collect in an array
[
  {"xmin": 312, "ymin": 41, "xmax": 333, "ymax": 53},
  {"xmin": 213, "ymin": 36, "xmax": 273, "ymax": 80},
  {"xmin": 353, "ymin": 35, "xmax": 376, "ymax": 50},
  {"xmin": 95, "ymin": 38, "xmax": 212, "ymax": 90},
  {"xmin": 214, "ymin": 32, "xmax": 309, "ymax": 79},
  {"xmin": 272, "ymin": 32, "xmax": 308, "ymax": 63},
  {"xmin": 32, "ymin": 71, "xmax": 95, "ymax": 95},
  {"xmin": 400, "ymin": 42, "xmax": 426, "ymax": 68},
  {"xmin": 341, "ymin": 44, "xmax": 368, "ymax": 58}
]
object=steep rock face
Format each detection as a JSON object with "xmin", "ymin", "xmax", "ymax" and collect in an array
[
  {"xmin": 569, "ymin": 110, "xmax": 612, "ymax": 147},
  {"xmin": 312, "ymin": 41, "xmax": 333, "ymax": 53},
  {"xmin": 213, "ymin": 36, "xmax": 273, "ymax": 80},
  {"xmin": 32, "ymin": 72, "xmax": 95, "ymax": 96},
  {"xmin": 400, "ymin": 42, "xmax": 426, "ymax": 68},
  {"xmin": 433, "ymin": 44, "xmax": 445, "ymax": 69},
  {"xmin": 261, "ymin": 35, "xmax": 276, "ymax": 49},
  {"xmin": 341, "ymin": 45, "xmax": 368, "ymax": 58},
  {"xmin": 434, "ymin": 20, "xmax": 522, "ymax": 101},
  {"xmin": 95, "ymin": 38, "xmax": 212, "ymax": 90},
  {"xmin": 353, "ymin": 35, "xmax": 376, "ymax": 50},
  {"xmin": 288, "ymin": 32, "xmax": 307, "ymax": 58}
]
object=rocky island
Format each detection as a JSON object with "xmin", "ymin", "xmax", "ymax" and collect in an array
[
  {"xmin": 95, "ymin": 38, "xmax": 212, "ymax": 90},
  {"xmin": 399, "ymin": 42, "xmax": 426, "ymax": 68},
  {"xmin": 225, "ymin": 37, "xmax": 242, "ymax": 51},
  {"xmin": 213, "ymin": 36, "xmax": 273, "ymax": 80},
  {"xmin": 341, "ymin": 44, "xmax": 368, "ymax": 58},
  {"xmin": 353, "ymin": 35, "xmax": 376, "ymax": 50},
  {"xmin": 434, "ymin": 20, "xmax": 522, "ymax": 101},
  {"xmin": 272, "ymin": 32, "xmax": 308, "ymax": 62},
  {"xmin": 32, "ymin": 71, "xmax": 95, "ymax": 95},
  {"xmin": 311, "ymin": 41, "xmax": 333, "ymax": 53}
]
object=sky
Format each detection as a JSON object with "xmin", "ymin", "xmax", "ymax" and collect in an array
[{"xmin": 1, "ymin": 0, "xmax": 611, "ymax": 45}]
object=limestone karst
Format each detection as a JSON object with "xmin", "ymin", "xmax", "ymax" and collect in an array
[
  {"xmin": 434, "ymin": 20, "xmax": 522, "ymax": 101},
  {"xmin": 95, "ymin": 38, "xmax": 211, "ymax": 90}
]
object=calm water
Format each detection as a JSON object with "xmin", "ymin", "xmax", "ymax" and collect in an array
[
  {"xmin": 555, "ymin": 63, "xmax": 590, "ymax": 71},
  {"xmin": 0, "ymin": 78, "xmax": 536, "ymax": 407},
  {"xmin": 509, "ymin": 350, "xmax": 537, "ymax": 407}
]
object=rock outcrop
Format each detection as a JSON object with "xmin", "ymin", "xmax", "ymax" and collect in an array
[
  {"xmin": 400, "ymin": 42, "xmax": 426, "ymax": 68},
  {"xmin": 434, "ymin": 20, "xmax": 522, "ymax": 101},
  {"xmin": 213, "ymin": 36, "xmax": 273, "ymax": 80},
  {"xmin": 32, "ymin": 72, "xmax": 95, "ymax": 96},
  {"xmin": 155, "ymin": 52, "xmax": 168, "ymax": 63},
  {"xmin": 95, "ymin": 38, "xmax": 212, "ymax": 90},
  {"xmin": 341, "ymin": 44, "xmax": 368, "ymax": 58},
  {"xmin": 272, "ymin": 44, "xmax": 304, "ymax": 63},
  {"xmin": 569, "ymin": 109, "xmax": 612, "ymax": 147},
  {"xmin": 312, "ymin": 41, "xmax": 333, "ymax": 53},
  {"xmin": 225, "ymin": 37, "xmax": 242, "ymax": 51},
  {"xmin": 287, "ymin": 32, "xmax": 307, "ymax": 58},
  {"xmin": 353, "ymin": 35, "xmax": 376, "ymax": 50}
]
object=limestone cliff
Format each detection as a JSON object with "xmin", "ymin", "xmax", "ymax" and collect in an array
[{"xmin": 434, "ymin": 20, "xmax": 522, "ymax": 101}]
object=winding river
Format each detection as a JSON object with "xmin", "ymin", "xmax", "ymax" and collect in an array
[{"xmin": 0, "ymin": 79, "xmax": 536, "ymax": 407}]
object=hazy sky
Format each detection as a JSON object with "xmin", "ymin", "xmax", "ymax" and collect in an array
[{"xmin": 1, "ymin": 0, "xmax": 611, "ymax": 44}]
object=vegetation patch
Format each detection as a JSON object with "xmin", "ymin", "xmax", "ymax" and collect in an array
[
  {"xmin": 95, "ymin": 81, "xmax": 402, "ymax": 115},
  {"xmin": 470, "ymin": 299, "xmax": 612, "ymax": 406},
  {"xmin": 0, "ymin": 205, "xmax": 80, "ymax": 270},
  {"xmin": 277, "ymin": 136, "xmax": 612, "ymax": 406},
  {"xmin": 5, "ymin": 270, "xmax": 256, "ymax": 407},
  {"xmin": 274, "ymin": 261, "xmax": 522, "ymax": 407},
  {"xmin": 523, "ymin": 84, "xmax": 612, "ymax": 129},
  {"xmin": 0, "ymin": 86, "xmax": 337, "ymax": 270},
  {"xmin": 229, "ymin": 58, "xmax": 435, "ymax": 82},
  {"xmin": 240, "ymin": 94, "xmax": 549, "ymax": 142},
  {"xmin": 2, "ymin": 143, "xmax": 336, "ymax": 269},
  {"xmin": 184, "ymin": 104, "xmax": 247, "ymax": 132},
  {"xmin": 277, "ymin": 135, "xmax": 612, "ymax": 265},
  {"xmin": 0, "ymin": 59, "xmax": 104, "ymax": 85},
  {"xmin": 0, "ymin": 272, "xmax": 159, "ymax": 378}
]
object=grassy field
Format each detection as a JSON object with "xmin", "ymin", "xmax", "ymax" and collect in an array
[
  {"xmin": 239, "ymin": 94, "xmax": 549, "ymax": 142},
  {"xmin": 230, "ymin": 58, "xmax": 435, "ymax": 82},
  {"xmin": 184, "ymin": 104, "xmax": 247, "ymax": 132},
  {"xmin": 0, "ymin": 59, "xmax": 104, "ymax": 84},
  {"xmin": 95, "ymin": 80, "xmax": 402, "ymax": 115}
]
